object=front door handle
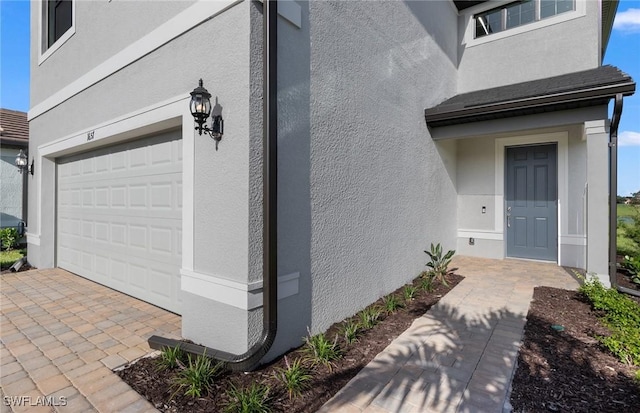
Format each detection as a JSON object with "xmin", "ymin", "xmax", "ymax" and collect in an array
[{"xmin": 507, "ymin": 215, "xmax": 511, "ymax": 228}]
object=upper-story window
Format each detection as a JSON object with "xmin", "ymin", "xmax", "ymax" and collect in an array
[
  {"xmin": 475, "ymin": 0, "xmax": 575, "ymax": 38},
  {"xmin": 39, "ymin": 0, "xmax": 75, "ymax": 63},
  {"xmin": 46, "ymin": 0, "xmax": 72, "ymax": 48}
]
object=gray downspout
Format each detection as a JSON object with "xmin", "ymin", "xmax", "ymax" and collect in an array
[{"xmin": 148, "ymin": 0, "xmax": 279, "ymax": 371}]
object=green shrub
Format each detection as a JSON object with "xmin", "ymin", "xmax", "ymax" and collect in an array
[
  {"xmin": 579, "ymin": 276, "xmax": 640, "ymax": 366},
  {"xmin": 622, "ymin": 255, "xmax": 640, "ymax": 285},
  {"xmin": 340, "ymin": 320, "xmax": 360, "ymax": 345},
  {"xmin": 0, "ymin": 228, "xmax": 19, "ymax": 250},
  {"xmin": 157, "ymin": 345, "xmax": 186, "ymax": 371},
  {"xmin": 274, "ymin": 357, "xmax": 311, "ymax": 400},
  {"xmin": 618, "ymin": 207, "xmax": 640, "ymax": 256},
  {"xmin": 424, "ymin": 243, "xmax": 455, "ymax": 286},
  {"xmin": 382, "ymin": 294, "xmax": 403, "ymax": 314},
  {"xmin": 302, "ymin": 329, "xmax": 341, "ymax": 370},
  {"xmin": 617, "ymin": 234, "xmax": 640, "ymax": 257},
  {"xmin": 358, "ymin": 306, "xmax": 382, "ymax": 329},
  {"xmin": 173, "ymin": 353, "xmax": 223, "ymax": 398},
  {"xmin": 403, "ymin": 285, "xmax": 418, "ymax": 301},
  {"xmin": 420, "ymin": 271, "xmax": 435, "ymax": 292},
  {"xmin": 224, "ymin": 383, "xmax": 271, "ymax": 413}
]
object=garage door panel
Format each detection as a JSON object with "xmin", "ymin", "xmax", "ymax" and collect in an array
[{"xmin": 57, "ymin": 130, "xmax": 182, "ymax": 314}]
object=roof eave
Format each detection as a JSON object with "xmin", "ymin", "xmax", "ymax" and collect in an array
[
  {"xmin": 0, "ymin": 137, "xmax": 29, "ymax": 146},
  {"xmin": 425, "ymin": 81, "xmax": 636, "ymax": 126},
  {"xmin": 601, "ymin": 0, "xmax": 619, "ymax": 60}
]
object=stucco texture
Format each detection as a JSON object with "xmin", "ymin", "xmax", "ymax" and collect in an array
[
  {"xmin": 306, "ymin": 1, "xmax": 458, "ymax": 335},
  {"xmin": 1, "ymin": 147, "xmax": 24, "ymax": 228},
  {"xmin": 457, "ymin": 0, "xmax": 600, "ymax": 93}
]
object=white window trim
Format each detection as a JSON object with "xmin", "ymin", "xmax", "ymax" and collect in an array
[
  {"xmin": 463, "ymin": 0, "xmax": 586, "ymax": 47},
  {"xmin": 38, "ymin": 0, "xmax": 76, "ymax": 65}
]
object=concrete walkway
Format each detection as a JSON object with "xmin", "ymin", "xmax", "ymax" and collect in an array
[
  {"xmin": 1, "ymin": 268, "xmax": 181, "ymax": 413},
  {"xmin": 2, "ymin": 258, "xmax": 580, "ymax": 413},
  {"xmin": 319, "ymin": 256, "xmax": 580, "ymax": 413}
]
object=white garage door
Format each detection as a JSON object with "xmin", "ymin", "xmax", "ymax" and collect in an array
[{"xmin": 57, "ymin": 130, "xmax": 182, "ymax": 314}]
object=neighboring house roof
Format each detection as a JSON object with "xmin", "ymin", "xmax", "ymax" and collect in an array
[
  {"xmin": 425, "ymin": 65, "xmax": 636, "ymax": 127},
  {"xmin": 0, "ymin": 108, "xmax": 29, "ymax": 146}
]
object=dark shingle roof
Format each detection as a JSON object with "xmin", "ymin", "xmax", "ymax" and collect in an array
[
  {"xmin": 425, "ymin": 65, "xmax": 635, "ymax": 127},
  {"xmin": 0, "ymin": 109, "xmax": 29, "ymax": 145}
]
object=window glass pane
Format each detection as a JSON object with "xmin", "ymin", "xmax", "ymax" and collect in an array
[
  {"xmin": 475, "ymin": 9, "xmax": 503, "ymax": 38},
  {"xmin": 557, "ymin": 0, "xmax": 574, "ymax": 14},
  {"xmin": 506, "ymin": 0, "xmax": 535, "ymax": 29},
  {"xmin": 48, "ymin": 0, "xmax": 72, "ymax": 48},
  {"xmin": 541, "ymin": 0, "xmax": 574, "ymax": 19}
]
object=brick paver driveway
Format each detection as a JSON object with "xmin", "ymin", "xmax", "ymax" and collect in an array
[{"xmin": 1, "ymin": 268, "xmax": 181, "ymax": 413}]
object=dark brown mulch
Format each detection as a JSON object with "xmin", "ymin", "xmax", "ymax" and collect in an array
[
  {"xmin": 510, "ymin": 286, "xmax": 640, "ymax": 413},
  {"xmin": 117, "ymin": 273, "xmax": 463, "ymax": 413}
]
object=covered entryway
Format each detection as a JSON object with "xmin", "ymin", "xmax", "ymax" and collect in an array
[
  {"xmin": 56, "ymin": 130, "xmax": 182, "ymax": 313},
  {"xmin": 505, "ymin": 144, "xmax": 557, "ymax": 261}
]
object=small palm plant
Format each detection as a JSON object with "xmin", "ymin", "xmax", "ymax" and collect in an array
[
  {"xmin": 173, "ymin": 353, "xmax": 224, "ymax": 398},
  {"xmin": 420, "ymin": 273, "xmax": 435, "ymax": 292},
  {"xmin": 340, "ymin": 320, "xmax": 360, "ymax": 345},
  {"xmin": 302, "ymin": 328, "xmax": 341, "ymax": 370},
  {"xmin": 274, "ymin": 357, "xmax": 312, "ymax": 400},
  {"xmin": 382, "ymin": 294, "xmax": 403, "ymax": 314},
  {"xmin": 157, "ymin": 345, "xmax": 185, "ymax": 371},
  {"xmin": 424, "ymin": 243, "xmax": 455, "ymax": 286},
  {"xmin": 358, "ymin": 306, "xmax": 382, "ymax": 329},
  {"xmin": 224, "ymin": 383, "xmax": 272, "ymax": 413},
  {"xmin": 403, "ymin": 285, "xmax": 418, "ymax": 301}
]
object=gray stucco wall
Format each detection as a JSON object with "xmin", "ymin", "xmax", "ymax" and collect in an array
[
  {"xmin": 454, "ymin": 121, "xmax": 592, "ymax": 268},
  {"xmin": 1, "ymin": 147, "xmax": 25, "ymax": 228},
  {"xmin": 30, "ymin": 0, "xmax": 195, "ymax": 106},
  {"xmin": 29, "ymin": 1, "xmax": 259, "ymax": 353},
  {"xmin": 457, "ymin": 0, "xmax": 600, "ymax": 93},
  {"xmin": 306, "ymin": 0, "xmax": 458, "ymax": 335}
]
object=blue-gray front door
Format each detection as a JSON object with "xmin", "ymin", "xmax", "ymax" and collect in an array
[{"xmin": 505, "ymin": 144, "xmax": 557, "ymax": 261}]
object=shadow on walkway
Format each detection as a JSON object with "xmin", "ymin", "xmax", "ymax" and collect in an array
[{"xmin": 320, "ymin": 302, "xmax": 526, "ymax": 413}]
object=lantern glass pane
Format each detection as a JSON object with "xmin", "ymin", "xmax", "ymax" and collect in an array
[{"xmin": 15, "ymin": 150, "xmax": 27, "ymax": 167}]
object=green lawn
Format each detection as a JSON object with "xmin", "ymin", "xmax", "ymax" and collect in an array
[
  {"xmin": 618, "ymin": 203, "xmax": 640, "ymax": 218},
  {"xmin": 0, "ymin": 249, "xmax": 25, "ymax": 268},
  {"xmin": 618, "ymin": 204, "xmax": 640, "ymax": 256}
]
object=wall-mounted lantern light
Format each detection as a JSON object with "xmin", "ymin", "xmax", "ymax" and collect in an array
[
  {"xmin": 15, "ymin": 149, "xmax": 34, "ymax": 175},
  {"xmin": 190, "ymin": 79, "xmax": 224, "ymax": 149}
]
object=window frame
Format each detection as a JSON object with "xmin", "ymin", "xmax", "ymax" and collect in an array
[
  {"xmin": 39, "ymin": 0, "xmax": 76, "ymax": 65},
  {"xmin": 475, "ymin": 0, "xmax": 575, "ymax": 39},
  {"xmin": 464, "ymin": 0, "xmax": 585, "ymax": 47}
]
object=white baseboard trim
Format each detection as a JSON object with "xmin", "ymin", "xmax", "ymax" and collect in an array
[
  {"xmin": 457, "ymin": 230, "xmax": 503, "ymax": 241},
  {"xmin": 559, "ymin": 235, "xmax": 587, "ymax": 246},
  {"xmin": 181, "ymin": 269, "xmax": 299, "ymax": 310}
]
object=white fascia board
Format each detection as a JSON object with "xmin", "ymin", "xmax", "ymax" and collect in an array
[
  {"xmin": 29, "ymin": 0, "xmax": 243, "ymax": 121},
  {"xmin": 181, "ymin": 269, "xmax": 300, "ymax": 310}
]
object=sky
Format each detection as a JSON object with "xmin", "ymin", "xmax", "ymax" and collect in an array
[{"xmin": 0, "ymin": 0, "xmax": 638, "ymax": 195}]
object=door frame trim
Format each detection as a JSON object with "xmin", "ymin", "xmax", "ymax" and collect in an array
[{"xmin": 495, "ymin": 132, "xmax": 568, "ymax": 263}]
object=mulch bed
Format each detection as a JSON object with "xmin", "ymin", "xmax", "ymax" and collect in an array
[
  {"xmin": 510, "ymin": 286, "xmax": 640, "ymax": 413},
  {"xmin": 117, "ymin": 273, "xmax": 463, "ymax": 413},
  {"xmin": 616, "ymin": 255, "xmax": 640, "ymax": 295}
]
